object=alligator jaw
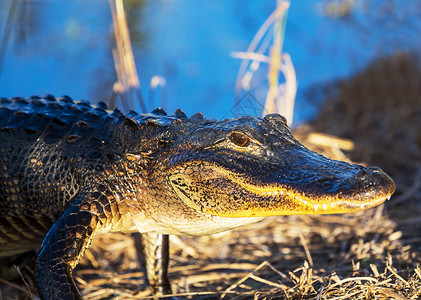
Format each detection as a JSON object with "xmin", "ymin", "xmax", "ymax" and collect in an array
[
  {"xmin": 169, "ymin": 162, "xmax": 396, "ymax": 218},
  {"xmin": 216, "ymin": 173, "xmax": 396, "ymax": 217}
]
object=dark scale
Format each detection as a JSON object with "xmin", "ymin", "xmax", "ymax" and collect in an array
[{"xmin": 0, "ymin": 96, "xmax": 395, "ymax": 299}]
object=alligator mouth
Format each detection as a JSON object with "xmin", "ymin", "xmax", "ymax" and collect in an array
[
  {"xmin": 169, "ymin": 162, "xmax": 395, "ymax": 218},
  {"xmin": 225, "ymin": 175, "xmax": 394, "ymax": 216}
]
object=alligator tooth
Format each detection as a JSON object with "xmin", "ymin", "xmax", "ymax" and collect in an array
[
  {"xmin": 387, "ymin": 195, "xmax": 391, "ymax": 200},
  {"xmin": 302, "ymin": 200, "xmax": 309, "ymax": 205},
  {"xmin": 322, "ymin": 204, "xmax": 327, "ymax": 211},
  {"xmin": 360, "ymin": 204, "xmax": 364, "ymax": 209},
  {"xmin": 273, "ymin": 191, "xmax": 278, "ymax": 196},
  {"xmin": 330, "ymin": 202, "xmax": 335, "ymax": 208},
  {"xmin": 280, "ymin": 191, "xmax": 284, "ymax": 195},
  {"xmin": 313, "ymin": 204, "xmax": 319, "ymax": 211}
]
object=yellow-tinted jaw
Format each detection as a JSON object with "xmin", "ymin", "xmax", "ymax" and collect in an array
[{"xmin": 169, "ymin": 163, "xmax": 395, "ymax": 218}]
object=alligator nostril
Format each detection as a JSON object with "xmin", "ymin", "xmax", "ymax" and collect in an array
[
  {"xmin": 367, "ymin": 166, "xmax": 383, "ymax": 174},
  {"xmin": 354, "ymin": 169, "xmax": 370, "ymax": 180},
  {"xmin": 353, "ymin": 166, "xmax": 395, "ymax": 194},
  {"xmin": 367, "ymin": 167, "xmax": 390, "ymax": 184},
  {"xmin": 354, "ymin": 167, "xmax": 386, "ymax": 180}
]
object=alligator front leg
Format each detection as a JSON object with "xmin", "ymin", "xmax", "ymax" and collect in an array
[
  {"xmin": 35, "ymin": 191, "xmax": 105, "ymax": 300},
  {"xmin": 140, "ymin": 232, "xmax": 171, "ymax": 296}
]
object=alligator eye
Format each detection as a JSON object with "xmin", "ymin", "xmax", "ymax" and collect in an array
[{"xmin": 229, "ymin": 131, "xmax": 250, "ymax": 147}]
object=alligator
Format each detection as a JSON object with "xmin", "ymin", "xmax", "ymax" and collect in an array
[{"xmin": 0, "ymin": 95, "xmax": 395, "ymax": 299}]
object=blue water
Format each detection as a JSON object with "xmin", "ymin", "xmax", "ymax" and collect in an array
[{"xmin": 0, "ymin": 1, "xmax": 420, "ymax": 123}]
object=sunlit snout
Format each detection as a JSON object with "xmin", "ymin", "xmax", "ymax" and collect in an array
[{"xmin": 169, "ymin": 160, "xmax": 396, "ymax": 218}]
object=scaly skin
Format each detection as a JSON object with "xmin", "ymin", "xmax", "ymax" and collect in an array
[{"xmin": 0, "ymin": 95, "xmax": 395, "ymax": 299}]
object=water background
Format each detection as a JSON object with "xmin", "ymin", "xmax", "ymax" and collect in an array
[{"xmin": 0, "ymin": 0, "xmax": 420, "ymax": 123}]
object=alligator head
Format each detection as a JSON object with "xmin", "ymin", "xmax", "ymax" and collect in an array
[{"xmin": 127, "ymin": 110, "xmax": 395, "ymax": 235}]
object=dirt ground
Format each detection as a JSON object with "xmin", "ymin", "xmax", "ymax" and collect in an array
[{"xmin": 1, "ymin": 52, "xmax": 420, "ymax": 299}]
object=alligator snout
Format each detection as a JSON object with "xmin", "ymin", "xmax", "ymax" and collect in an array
[
  {"xmin": 350, "ymin": 166, "xmax": 396, "ymax": 200},
  {"xmin": 354, "ymin": 166, "xmax": 386, "ymax": 180}
]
